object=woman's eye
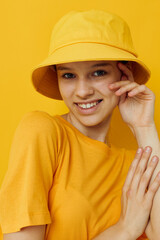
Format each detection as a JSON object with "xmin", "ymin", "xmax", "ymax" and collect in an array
[
  {"xmin": 93, "ymin": 70, "xmax": 107, "ymax": 77},
  {"xmin": 62, "ymin": 73, "xmax": 75, "ymax": 79}
]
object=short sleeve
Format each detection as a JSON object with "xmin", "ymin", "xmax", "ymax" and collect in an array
[{"xmin": 0, "ymin": 111, "xmax": 58, "ymax": 233}]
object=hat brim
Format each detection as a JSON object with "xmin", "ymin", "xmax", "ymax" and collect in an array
[{"xmin": 31, "ymin": 42, "xmax": 151, "ymax": 100}]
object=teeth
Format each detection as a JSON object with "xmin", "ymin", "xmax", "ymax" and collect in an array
[{"xmin": 77, "ymin": 101, "xmax": 100, "ymax": 109}]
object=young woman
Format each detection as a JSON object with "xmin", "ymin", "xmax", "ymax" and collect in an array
[{"xmin": 0, "ymin": 9, "xmax": 160, "ymax": 240}]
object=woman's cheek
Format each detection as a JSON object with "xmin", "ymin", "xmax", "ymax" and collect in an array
[
  {"xmin": 58, "ymin": 84, "xmax": 69, "ymax": 100},
  {"xmin": 59, "ymin": 81, "xmax": 74, "ymax": 98},
  {"xmin": 96, "ymin": 80, "xmax": 114, "ymax": 94}
]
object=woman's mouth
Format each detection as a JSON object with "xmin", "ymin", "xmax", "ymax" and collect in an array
[
  {"xmin": 74, "ymin": 99, "xmax": 103, "ymax": 113},
  {"xmin": 76, "ymin": 99, "xmax": 102, "ymax": 109}
]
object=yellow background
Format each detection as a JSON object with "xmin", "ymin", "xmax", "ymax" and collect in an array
[{"xmin": 0, "ymin": 0, "xmax": 160, "ymax": 237}]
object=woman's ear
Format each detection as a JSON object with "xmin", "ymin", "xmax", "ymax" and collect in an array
[
  {"xmin": 117, "ymin": 61, "xmax": 130, "ymax": 81},
  {"xmin": 119, "ymin": 61, "xmax": 132, "ymax": 71},
  {"xmin": 118, "ymin": 61, "xmax": 133, "ymax": 81},
  {"xmin": 126, "ymin": 61, "xmax": 133, "ymax": 71}
]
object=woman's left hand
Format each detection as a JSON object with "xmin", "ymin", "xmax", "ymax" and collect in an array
[{"xmin": 108, "ymin": 62, "xmax": 155, "ymax": 129}]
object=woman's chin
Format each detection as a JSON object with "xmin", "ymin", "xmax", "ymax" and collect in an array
[{"xmin": 75, "ymin": 114, "xmax": 112, "ymax": 128}]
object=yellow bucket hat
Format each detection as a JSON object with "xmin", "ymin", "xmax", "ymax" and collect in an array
[{"xmin": 31, "ymin": 9, "xmax": 151, "ymax": 100}]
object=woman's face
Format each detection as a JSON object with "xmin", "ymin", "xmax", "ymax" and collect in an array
[{"xmin": 56, "ymin": 61, "xmax": 121, "ymax": 127}]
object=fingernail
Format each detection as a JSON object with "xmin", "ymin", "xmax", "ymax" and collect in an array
[
  {"xmin": 137, "ymin": 148, "xmax": 142, "ymax": 154},
  {"xmin": 152, "ymin": 156, "xmax": 158, "ymax": 162},
  {"xmin": 145, "ymin": 146, "xmax": 151, "ymax": 152}
]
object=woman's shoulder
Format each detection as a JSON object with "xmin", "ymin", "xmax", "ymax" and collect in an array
[
  {"xmin": 20, "ymin": 110, "xmax": 55, "ymax": 123},
  {"xmin": 14, "ymin": 110, "xmax": 63, "ymax": 139},
  {"xmin": 18, "ymin": 110, "xmax": 58, "ymax": 128}
]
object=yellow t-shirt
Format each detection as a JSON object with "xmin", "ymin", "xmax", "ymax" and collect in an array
[{"xmin": 0, "ymin": 111, "xmax": 148, "ymax": 239}]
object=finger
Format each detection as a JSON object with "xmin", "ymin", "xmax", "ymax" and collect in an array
[
  {"xmin": 108, "ymin": 80, "xmax": 136, "ymax": 91},
  {"xmin": 131, "ymin": 146, "xmax": 152, "ymax": 192},
  {"xmin": 109, "ymin": 80, "xmax": 131, "ymax": 89},
  {"xmin": 109, "ymin": 81, "xmax": 154, "ymax": 97},
  {"xmin": 128, "ymin": 84, "xmax": 153, "ymax": 97},
  {"xmin": 121, "ymin": 148, "xmax": 143, "ymax": 212},
  {"xmin": 144, "ymin": 171, "xmax": 160, "ymax": 209},
  {"xmin": 118, "ymin": 92, "xmax": 127, "ymax": 104},
  {"xmin": 138, "ymin": 155, "xmax": 159, "ymax": 199},
  {"xmin": 117, "ymin": 62, "xmax": 134, "ymax": 81},
  {"xmin": 122, "ymin": 148, "xmax": 143, "ymax": 193},
  {"xmin": 115, "ymin": 82, "xmax": 139, "ymax": 96}
]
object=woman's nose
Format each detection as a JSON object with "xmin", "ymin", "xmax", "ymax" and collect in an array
[{"xmin": 75, "ymin": 79, "xmax": 94, "ymax": 98}]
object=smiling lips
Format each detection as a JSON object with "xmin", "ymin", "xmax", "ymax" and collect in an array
[{"xmin": 75, "ymin": 99, "xmax": 102, "ymax": 109}]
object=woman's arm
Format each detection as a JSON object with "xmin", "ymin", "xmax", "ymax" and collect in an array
[
  {"xmin": 3, "ymin": 225, "xmax": 46, "ymax": 240},
  {"xmin": 92, "ymin": 223, "xmax": 131, "ymax": 240},
  {"xmin": 92, "ymin": 147, "xmax": 160, "ymax": 240},
  {"xmin": 108, "ymin": 62, "xmax": 160, "ymax": 239},
  {"xmin": 132, "ymin": 124, "xmax": 160, "ymax": 239}
]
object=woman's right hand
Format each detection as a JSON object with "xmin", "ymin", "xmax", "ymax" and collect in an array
[{"xmin": 118, "ymin": 146, "xmax": 160, "ymax": 240}]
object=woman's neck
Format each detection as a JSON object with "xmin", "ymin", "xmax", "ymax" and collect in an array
[{"xmin": 61, "ymin": 112, "xmax": 112, "ymax": 145}]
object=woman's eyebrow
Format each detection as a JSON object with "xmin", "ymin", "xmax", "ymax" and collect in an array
[
  {"xmin": 57, "ymin": 63, "xmax": 112, "ymax": 71},
  {"xmin": 90, "ymin": 63, "xmax": 112, "ymax": 68},
  {"xmin": 56, "ymin": 66, "xmax": 73, "ymax": 71}
]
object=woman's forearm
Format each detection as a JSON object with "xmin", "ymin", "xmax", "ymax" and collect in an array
[
  {"xmin": 133, "ymin": 123, "xmax": 160, "ymax": 239},
  {"xmin": 133, "ymin": 123, "xmax": 160, "ymax": 161},
  {"xmin": 92, "ymin": 222, "xmax": 133, "ymax": 240}
]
